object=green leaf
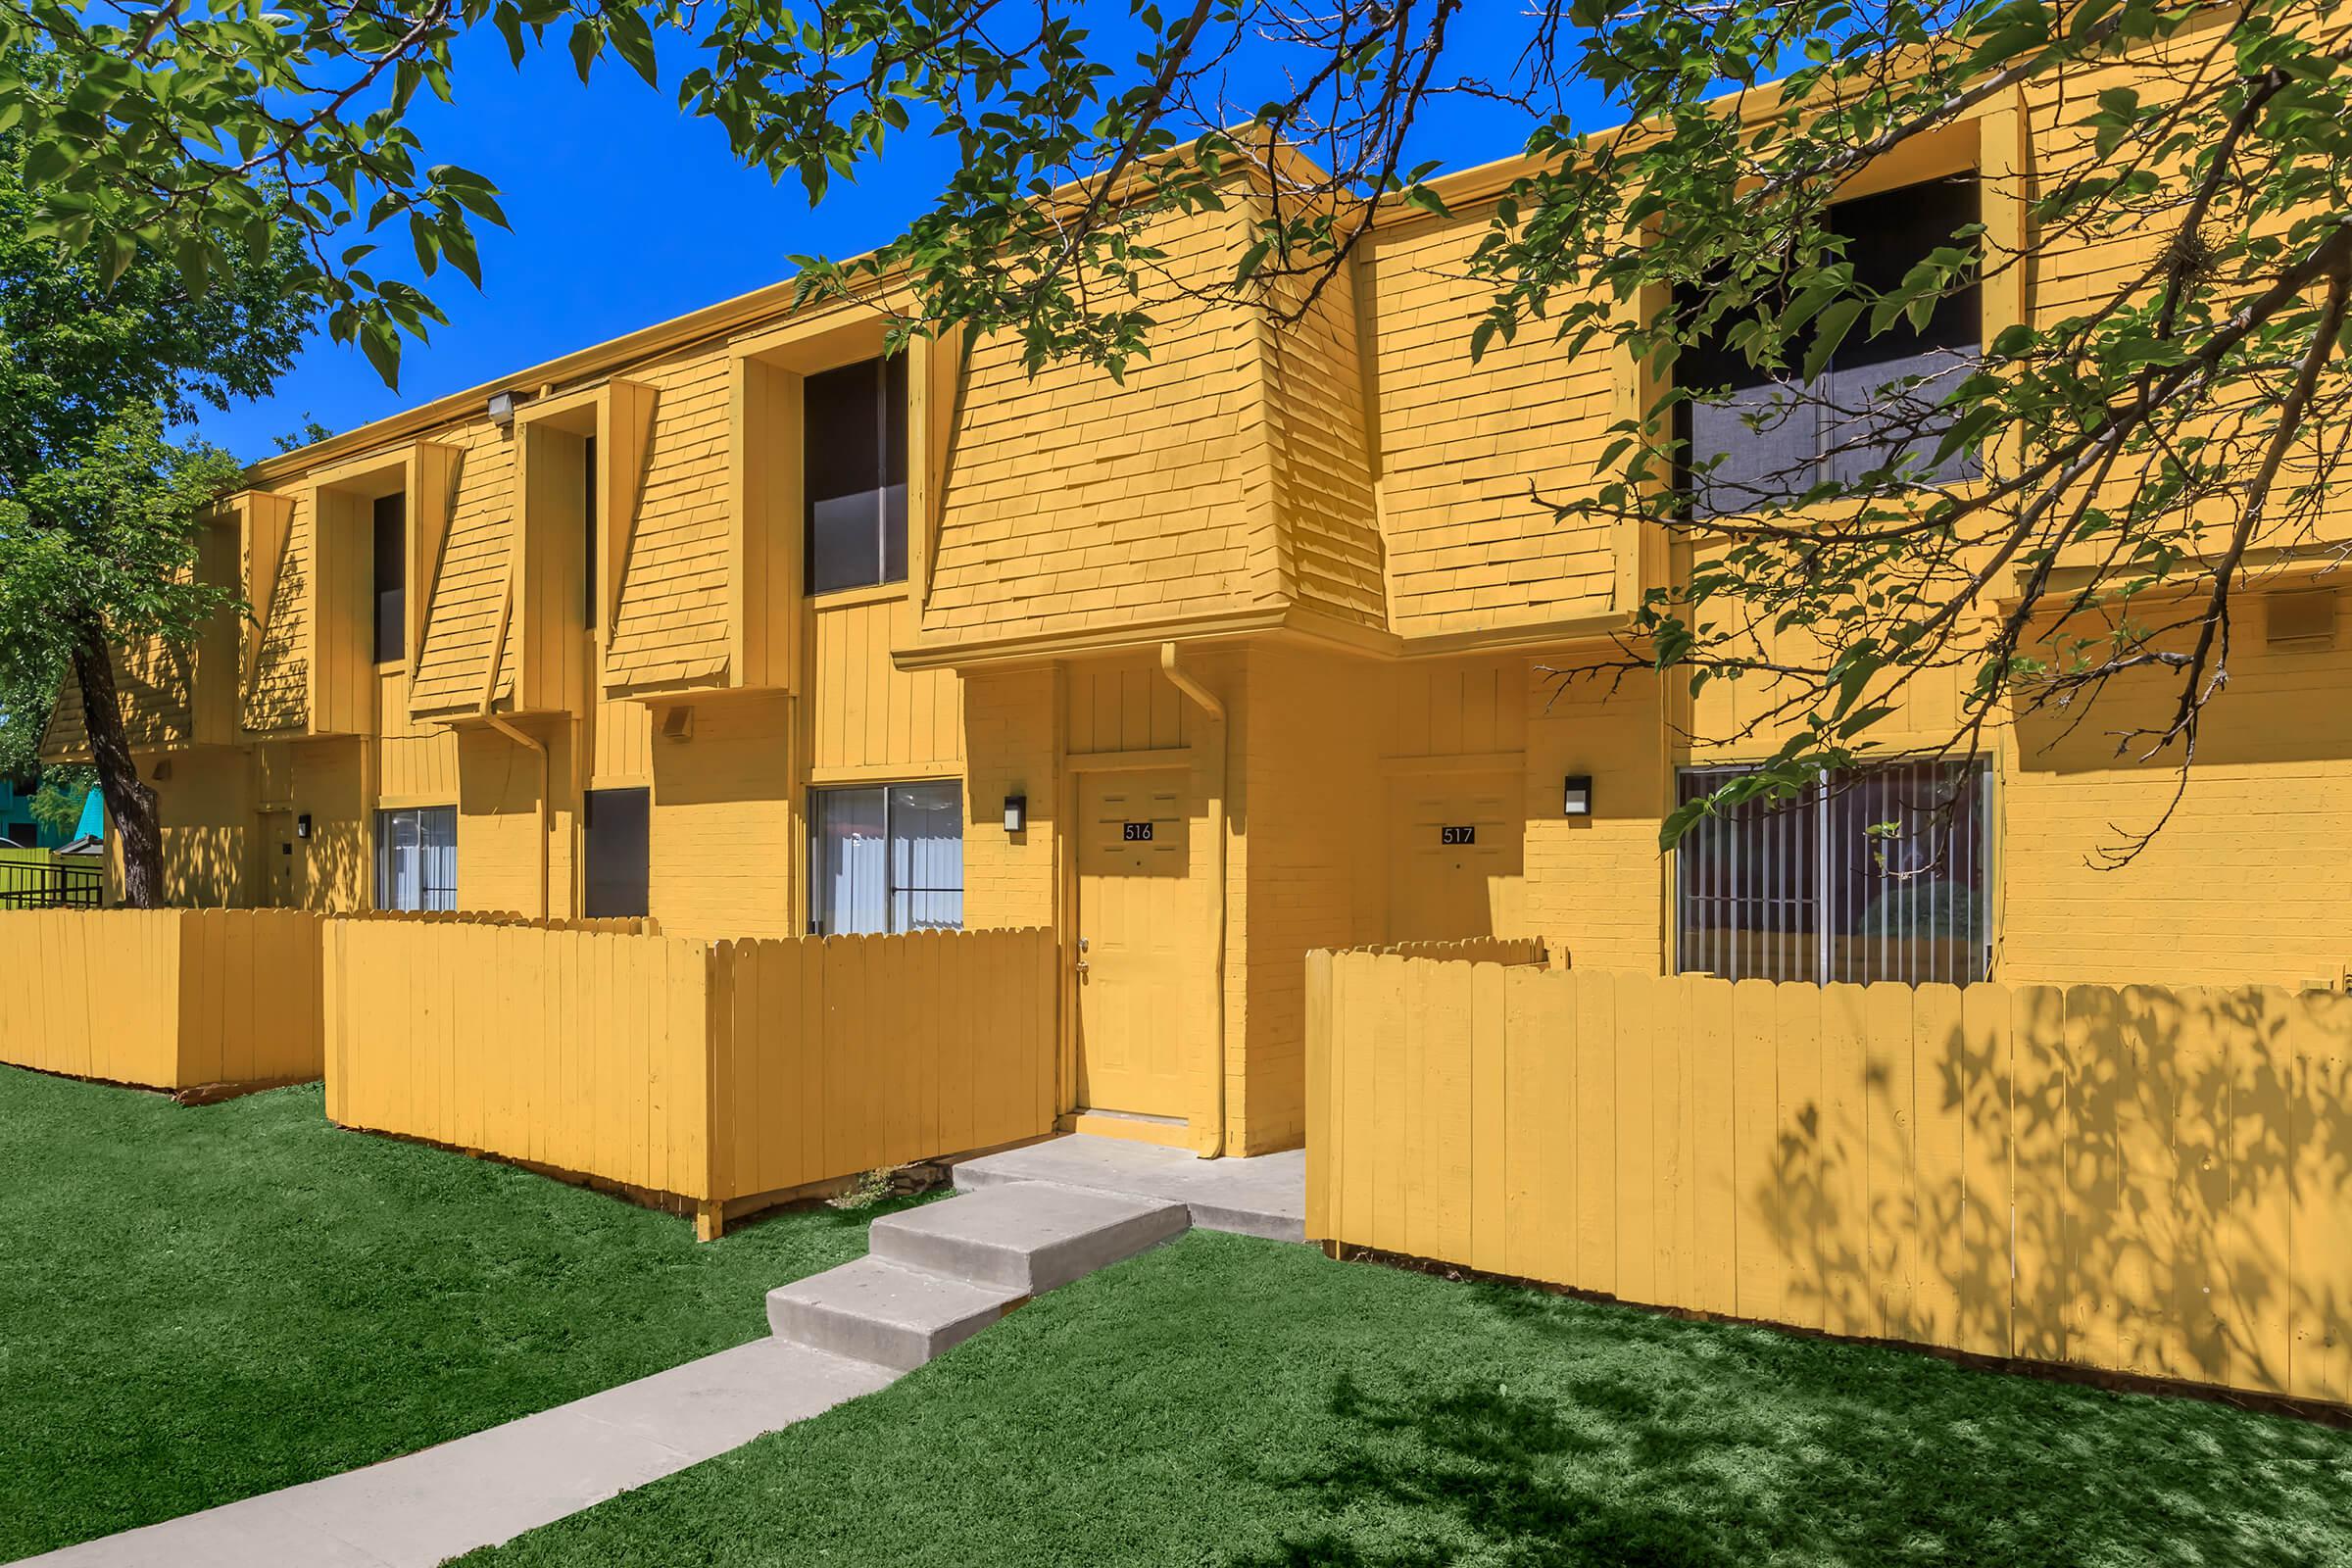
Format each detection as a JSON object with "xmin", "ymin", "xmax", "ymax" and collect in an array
[{"xmin": 1800, "ymin": 298, "xmax": 1865, "ymax": 384}]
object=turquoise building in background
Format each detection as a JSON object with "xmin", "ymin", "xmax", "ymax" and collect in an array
[{"xmin": 0, "ymin": 781, "xmax": 102, "ymax": 852}]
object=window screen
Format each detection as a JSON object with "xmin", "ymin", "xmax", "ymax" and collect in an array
[
  {"xmin": 1679, "ymin": 174, "xmax": 1981, "ymax": 515},
  {"xmin": 582, "ymin": 787, "xmax": 651, "ymax": 919},
  {"xmin": 1674, "ymin": 760, "xmax": 1989, "ymax": 987},
  {"xmin": 809, "ymin": 781, "xmax": 963, "ymax": 936},
  {"xmin": 804, "ymin": 355, "xmax": 909, "ymax": 594},
  {"xmin": 375, "ymin": 806, "xmax": 457, "ymax": 911},
  {"xmin": 372, "ymin": 492, "xmax": 407, "ymax": 662}
]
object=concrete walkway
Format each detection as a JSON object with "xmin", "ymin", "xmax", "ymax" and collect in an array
[
  {"xmin": 20, "ymin": 1156, "xmax": 1285, "ymax": 1568},
  {"xmin": 21, "ymin": 1339, "xmax": 896, "ymax": 1567},
  {"xmin": 953, "ymin": 1132, "xmax": 1308, "ymax": 1242}
]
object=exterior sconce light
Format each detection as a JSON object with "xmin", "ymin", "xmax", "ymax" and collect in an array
[
  {"xmin": 1562, "ymin": 775, "xmax": 1593, "ymax": 817},
  {"xmin": 486, "ymin": 390, "xmax": 518, "ymax": 428},
  {"xmin": 1004, "ymin": 795, "xmax": 1027, "ymax": 834},
  {"xmin": 296, "ymin": 812, "xmax": 313, "ymax": 840},
  {"xmin": 150, "ymin": 759, "xmax": 172, "ymax": 783}
]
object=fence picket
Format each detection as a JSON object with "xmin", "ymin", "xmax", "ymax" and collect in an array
[{"xmin": 1309, "ymin": 956, "xmax": 2352, "ymax": 1404}]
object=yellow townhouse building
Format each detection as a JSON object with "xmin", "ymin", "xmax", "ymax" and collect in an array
[{"xmin": 43, "ymin": 36, "xmax": 2352, "ymax": 1159}]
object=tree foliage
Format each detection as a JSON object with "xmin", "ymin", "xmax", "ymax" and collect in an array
[{"xmin": 0, "ymin": 113, "xmax": 315, "ymax": 901}]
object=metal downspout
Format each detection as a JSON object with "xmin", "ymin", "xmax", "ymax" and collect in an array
[{"xmin": 1159, "ymin": 641, "xmax": 1229, "ymax": 1159}]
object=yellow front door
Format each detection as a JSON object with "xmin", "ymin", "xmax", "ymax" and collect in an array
[
  {"xmin": 1075, "ymin": 769, "xmax": 1193, "ymax": 1120},
  {"xmin": 1387, "ymin": 771, "xmax": 1525, "ymax": 942}
]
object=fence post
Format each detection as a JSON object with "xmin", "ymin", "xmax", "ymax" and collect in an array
[
  {"xmin": 698, "ymin": 938, "xmax": 732, "ymax": 1242},
  {"xmin": 1304, "ymin": 949, "xmax": 1334, "ymax": 1244}
]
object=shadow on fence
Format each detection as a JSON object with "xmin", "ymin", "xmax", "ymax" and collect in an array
[{"xmin": 1306, "ymin": 954, "xmax": 2352, "ymax": 1405}]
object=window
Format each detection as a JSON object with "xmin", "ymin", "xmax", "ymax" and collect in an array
[
  {"xmin": 583, "ymin": 786, "xmax": 651, "ymax": 918},
  {"xmin": 372, "ymin": 492, "xmax": 406, "ymax": 662},
  {"xmin": 804, "ymin": 355, "xmax": 908, "ymax": 594},
  {"xmin": 809, "ymin": 782, "xmax": 963, "ymax": 936},
  {"xmin": 1674, "ymin": 760, "xmax": 1989, "ymax": 987},
  {"xmin": 375, "ymin": 806, "xmax": 456, "ymax": 911},
  {"xmin": 582, "ymin": 434, "xmax": 599, "ymax": 626},
  {"xmin": 1678, "ymin": 175, "xmax": 1982, "ymax": 515}
]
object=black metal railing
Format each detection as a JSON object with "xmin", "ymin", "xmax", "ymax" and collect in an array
[{"xmin": 0, "ymin": 860, "xmax": 105, "ymax": 909}]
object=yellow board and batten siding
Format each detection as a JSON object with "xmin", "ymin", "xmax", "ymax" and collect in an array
[{"xmin": 1307, "ymin": 952, "xmax": 2351, "ymax": 1403}]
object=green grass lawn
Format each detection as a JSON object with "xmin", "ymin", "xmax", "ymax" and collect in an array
[
  {"xmin": 0, "ymin": 1063, "xmax": 914, "ymax": 1561},
  {"xmin": 467, "ymin": 1229, "xmax": 2352, "ymax": 1568}
]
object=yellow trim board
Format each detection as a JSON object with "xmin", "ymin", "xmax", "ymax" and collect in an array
[{"xmin": 1058, "ymin": 1110, "xmax": 1194, "ymax": 1150}]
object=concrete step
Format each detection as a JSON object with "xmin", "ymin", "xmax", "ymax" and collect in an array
[
  {"xmin": 765, "ymin": 1257, "xmax": 1025, "ymax": 1372},
  {"xmin": 952, "ymin": 1135, "xmax": 1308, "ymax": 1243},
  {"xmin": 868, "ymin": 1181, "xmax": 1190, "ymax": 1296}
]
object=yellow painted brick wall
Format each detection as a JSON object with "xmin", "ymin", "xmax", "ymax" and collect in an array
[
  {"xmin": 154, "ymin": 748, "xmax": 256, "ymax": 908},
  {"xmin": 961, "ymin": 667, "xmax": 1059, "ymax": 931},
  {"xmin": 456, "ymin": 724, "xmax": 553, "ymax": 917},
  {"xmin": 289, "ymin": 738, "xmax": 370, "ymax": 910},
  {"xmin": 649, "ymin": 692, "xmax": 797, "ymax": 938},
  {"xmin": 1523, "ymin": 661, "xmax": 1672, "ymax": 972},
  {"xmin": 1997, "ymin": 600, "xmax": 2352, "ymax": 987},
  {"xmin": 1234, "ymin": 643, "xmax": 1383, "ymax": 1152}
]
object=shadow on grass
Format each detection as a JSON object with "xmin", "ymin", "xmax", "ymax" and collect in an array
[
  {"xmin": 1228, "ymin": 1367, "xmax": 1729, "ymax": 1568},
  {"xmin": 1227, "ymin": 1277, "xmax": 2352, "ymax": 1568}
]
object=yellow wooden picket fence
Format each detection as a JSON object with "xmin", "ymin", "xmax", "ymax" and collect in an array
[
  {"xmin": 0, "ymin": 908, "xmax": 323, "ymax": 1092},
  {"xmin": 1348, "ymin": 936, "xmax": 1550, "ymax": 966},
  {"xmin": 1305, "ymin": 952, "xmax": 2352, "ymax": 1404},
  {"xmin": 323, "ymin": 918, "xmax": 1056, "ymax": 1235}
]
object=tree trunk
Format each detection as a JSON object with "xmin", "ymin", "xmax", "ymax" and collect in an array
[{"xmin": 69, "ymin": 614, "xmax": 165, "ymax": 908}]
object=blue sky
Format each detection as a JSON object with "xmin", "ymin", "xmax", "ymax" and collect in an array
[{"xmin": 193, "ymin": 15, "xmax": 1588, "ymax": 464}]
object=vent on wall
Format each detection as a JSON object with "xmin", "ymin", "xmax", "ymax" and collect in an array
[
  {"xmin": 2266, "ymin": 587, "xmax": 2338, "ymax": 649},
  {"xmin": 660, "ymin": 705, "xmax": 694, "ymax": 743}
]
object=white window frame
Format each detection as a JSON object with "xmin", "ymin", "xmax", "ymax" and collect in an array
[
  {"xmin": 807, "ymin": 780, "xmax": 964, "ymax": 937},
  {"xmin": 374, "ymin": 805, "xmax": 457, "ymax": 912}
]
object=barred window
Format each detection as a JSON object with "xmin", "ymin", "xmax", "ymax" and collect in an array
[{"xmin": 1674, "ymin": 760, "xmax": 1990, "ymax": 987}]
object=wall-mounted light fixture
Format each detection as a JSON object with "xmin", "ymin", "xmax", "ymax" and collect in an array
[
  {"xmin": 296, "ymin": 812, "xmax": 313, "ymax": 840},
  {"xmin": 486, "ymin": 390, "xmax": 519, "ymax": 428},
  {"xmin": 1004, "ymin": 794, "xmax": 1027, "ymax": 834},
  {"xmin": 1562, "ymin": 775, "xmax": 1593, "ymax": 817},
  {"xmin": 150, "ymin": 759, "xmax": 172, "ymax": 783},
  {"xmin": 660, "ymin": 705, "xmax": 694, "ymax": 743}
]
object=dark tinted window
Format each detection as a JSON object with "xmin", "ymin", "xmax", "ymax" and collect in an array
[
  {"xmin": 805, "ymin": 355, "xmax": 909, "ymax": 594},
  {"xmin": 372, "ymin": 492, "xmax": 406, "ymax": 662},
  {"xmin": 582, "ymin": 786, "xmax": 650, "ymax": 918},
  {"xmin": 1678, "ymin": 174, "xmax": 1981, "ymax": 514}
]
